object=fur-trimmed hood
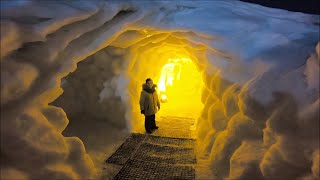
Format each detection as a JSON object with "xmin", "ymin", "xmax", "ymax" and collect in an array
[{"xmin": 142, "ymin": 84, "xmax": 157, "ymax": 94}]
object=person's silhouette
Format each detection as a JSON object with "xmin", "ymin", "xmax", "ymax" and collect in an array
[{"xmin": 139, "ymin": 78, "xmax": 160, "ymax": 133}]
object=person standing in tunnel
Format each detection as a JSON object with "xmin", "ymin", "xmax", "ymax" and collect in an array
[{"xmin": 140, "ymin": 78, "xmax": 160, "ymax": 134}]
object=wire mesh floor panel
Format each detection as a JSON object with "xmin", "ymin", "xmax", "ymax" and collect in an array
[
  {"xmin": 133, "ymin": 143, "xmax": 196, "ymax": 164},
  {"xmin": 105, "ymin": 133, "xmax": 146, "ymax": 165},
  {"xmin": 146, "ymin": 135, "xmax": 195, "ymax": 148},
  {"xmin": 113, "ymin": 159, "xmax": 195, "ymax": 180},
  {"xmin": 106, "ymin": 134, "xmax": 197, "ymax": 179},
  {"xmin": 152, "ymin": 128, "xmax": 196, "ymax": 139},
  {"xmin": 152, "ymin": 116, "xmax": 196, "ymax": 139}
]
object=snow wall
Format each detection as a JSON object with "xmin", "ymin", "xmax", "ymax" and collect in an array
[{"xmin": 1, "ymin": 1, "xmax": 319, "ymax": 179}]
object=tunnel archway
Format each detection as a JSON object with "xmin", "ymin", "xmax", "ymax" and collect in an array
[
  {"xmin": 48, "ymin": 29, "xmax": 219, "ymax": 177},
  {"xmin": 51, "ymin": 29, "xmax": 211, "ymax": 141},
  {"xmin": 107, "ymin": 30, "xmax": 214, "ymax": 134},
  {"xmin": 121, "ymin": 32, "xmax": 208, "ymax": 134}
]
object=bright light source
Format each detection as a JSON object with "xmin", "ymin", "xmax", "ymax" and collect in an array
[
  {"xmin": 157, "ymin": 57, "xmax": 201, "ymax": 102},
  {"xmin": 155, "ymin": 56, "xmax": 203, "ymax": 120},
  {"xmin": 161, "ymin": 94, "xmax": 167, "ymax": 100},
  {"xmin": 157, "ymin": 58, "xmax": 187, "ymax": 95}
]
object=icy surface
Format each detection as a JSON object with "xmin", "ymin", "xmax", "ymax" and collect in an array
[{"xmin": 1, "ymin": 0, "xmax": 319, "ymax": 179}]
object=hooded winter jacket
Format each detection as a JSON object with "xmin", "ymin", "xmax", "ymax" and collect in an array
[{"xmin": 140, "ymin": 84, "xmax": 160, "ymax": 116}]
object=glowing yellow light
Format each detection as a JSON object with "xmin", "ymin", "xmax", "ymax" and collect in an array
[
  {"xmin": 155, "ymin": 55, "xmax": 203, "ymax": 121},
  {"xmin": 157, "ymin": 57, "xmax": 193, "ymax": 98},
  {"xmin": 161, "ymin": 94, "xmax": 167, "ymax": 100},
  {"xmin": 158, "ymin": 63, "xmax": 176, "ymax": 93}
]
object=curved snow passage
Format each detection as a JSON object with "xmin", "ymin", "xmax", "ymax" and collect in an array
[{"xmin": 1, "ymin": 1, "xmax": 319, "ymax": 179}]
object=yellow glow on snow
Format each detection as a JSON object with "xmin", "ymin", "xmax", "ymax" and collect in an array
[
  {"xmin": 156, "ymin": 57, "xmax": 203, "ymax": 118},
  {"xmin": 127, "ymin": 42, "xmax": 205, "ymax": 132}
]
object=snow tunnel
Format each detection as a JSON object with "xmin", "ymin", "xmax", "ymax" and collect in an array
[
  {"xmin": 1, "ymin": 1, "xmax": 319, "ymax": 180},
  {"xmin": 52, "ymin": 31, "xmax": 206, "ymax": 133}
]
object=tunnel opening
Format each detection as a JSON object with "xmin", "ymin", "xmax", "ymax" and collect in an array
[
  {"xmin": 51, "ymin": 35, "xmax": 207, "ymax": 135},
  {"xmin": 50, "ymin": 29, "xmax": 211, "ymax": 175},
  {"xmin": 115, "ymin": 30, "xmax": 212, "ymax": 136},
  {"xmin": 126, "ymin": 51, "xmax": 205, "ymax": 135},
  {"xmin": 128, "ymin": 54, "xmax": 205, "ymax": 138}
]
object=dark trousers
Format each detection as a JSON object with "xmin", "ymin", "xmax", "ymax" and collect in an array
[{"xmin": 145, "ymin": 114, "xmax": 156, "ymax": 132}]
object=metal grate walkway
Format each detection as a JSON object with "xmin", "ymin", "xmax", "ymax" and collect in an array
[{"xmin": 105, "ymin": 133, "xmax": 196, "ymax": 180}]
